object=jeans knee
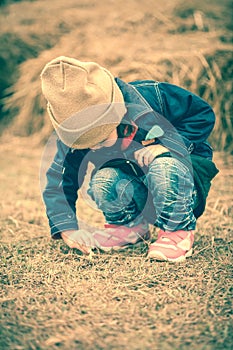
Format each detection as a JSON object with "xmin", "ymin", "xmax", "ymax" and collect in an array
[
  {"xmin": 147, "ymin": 156, "xmax": 194, "ymax": 196},
  {"xmin": 146, "ymin": 157, "xmax": 196, "ymax": 231},
  {"xmin": 150, "ymin": 156, "xmax": 190, "ymax": 179},
  {"xmin": 89, "ymin": 167, "xmax": 136, "ymax": 203},
  {"xmin": 150, "ymin": 156, "xmax": 187, "ymax": 174},
  {"xmin": 92, "ymin": 167, "xmax": 119, "ymax": 184},
  {"xmin": 88, "ymin": 167, "xmax": 141, "ymax": 216},
  {"xmin": 89, "ymin": 168, "xmax": 119, "ymax": 197}
]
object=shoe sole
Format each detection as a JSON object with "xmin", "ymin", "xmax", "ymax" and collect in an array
[{"xmin": 147, "ymin": 248, "xmax": 193, "ymax": 263}]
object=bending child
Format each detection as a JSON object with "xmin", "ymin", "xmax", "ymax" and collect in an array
[{"xmin": 40, "ymin": 56, "xmax": 218, "ymax": 262}]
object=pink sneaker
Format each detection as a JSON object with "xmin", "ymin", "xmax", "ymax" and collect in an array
[
  {"xmin": 93, "ymin": 222, "xmax": 151, "ymax": 251},
  {"xmin": 148, "ymin": 230, "xmax": 194, "ymax": 262}
]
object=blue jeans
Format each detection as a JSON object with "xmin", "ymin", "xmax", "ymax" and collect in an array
[{"xmin": 88, "ymin": 157, "xmax": 197, "ymax": 231}]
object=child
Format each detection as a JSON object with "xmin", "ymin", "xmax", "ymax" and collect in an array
[{"xmin": 40, "ymin": 56, "xmax": 219, "ymax": 262}]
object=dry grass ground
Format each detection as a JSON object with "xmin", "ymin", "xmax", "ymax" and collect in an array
[
  {"xmin": 0, "ymin": 137, "xmax": 232, "ymax": 350},
  {"xmin": 0, "ymin": 0, "xmax": 232, "ymax": 349}
]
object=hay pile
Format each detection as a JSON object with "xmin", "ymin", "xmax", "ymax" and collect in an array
[{"xmin": 1, "ymin": 0, "xmax": 232, "ymax": 151}]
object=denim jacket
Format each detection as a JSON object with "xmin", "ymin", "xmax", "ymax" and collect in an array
[{"xmin": 41, "ymin": 79, "xmax": 217, "ymax": 237}]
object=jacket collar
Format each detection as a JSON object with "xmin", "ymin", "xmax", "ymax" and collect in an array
[
  {"xmin": 116, "ymin": 78, "xmax": 165, "ymax": 141},
  {"xmin": 115, "ymin": 78, "xmax": 153, "ymax": 123}
]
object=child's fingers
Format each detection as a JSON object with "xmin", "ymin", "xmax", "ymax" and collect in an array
[
  {"xmin": 70, "ymin": 241, "xmax": 91, "ymax": 254},
  {"xmin": 134, "ymin": 145, "xmax": 170, "ymax": 167},
  {"xmin": 134, "ymin": 148, "xmax": 148, "ymax": 167},
  {"xmin": 134, "ymin": 148, "xmax": 155, "ymax": 167},
  {"xmin": 62, "ymin": 230, "xmax": 96, "ymax": 254},
  {"xmin": 78, "ymin": 230, "xmax": 98, "ymax": 247},
  {"xmin": 143, "ymin": 152, "xmax": 154, "ymax": 166}
]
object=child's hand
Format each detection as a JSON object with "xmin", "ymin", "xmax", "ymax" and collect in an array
[
  {"xmin": 134, "ymin": 144, "xmax": 169, "ymax": 167},
  {"xmin": 61, "ymin": 229, "xmax": 97, "ymax": 254}
]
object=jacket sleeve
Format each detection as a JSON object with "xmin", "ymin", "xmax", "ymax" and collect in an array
[
  {"xmin": 41, "ymin": 136, "xmax": 87, "ymax": 238},
  {"xmin": 158, "ymin": 82, "xmax": 216, "ymax": 146}
]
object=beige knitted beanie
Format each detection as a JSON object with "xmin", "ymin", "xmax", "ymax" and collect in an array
[{"xmin": 41, "ymin": 56, "xmax": 126, "ymax": 149}]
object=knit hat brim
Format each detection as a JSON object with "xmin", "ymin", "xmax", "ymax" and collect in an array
[{"xmin": 48, "ymin": 102, "xmax": 126, "ymax": 149}]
